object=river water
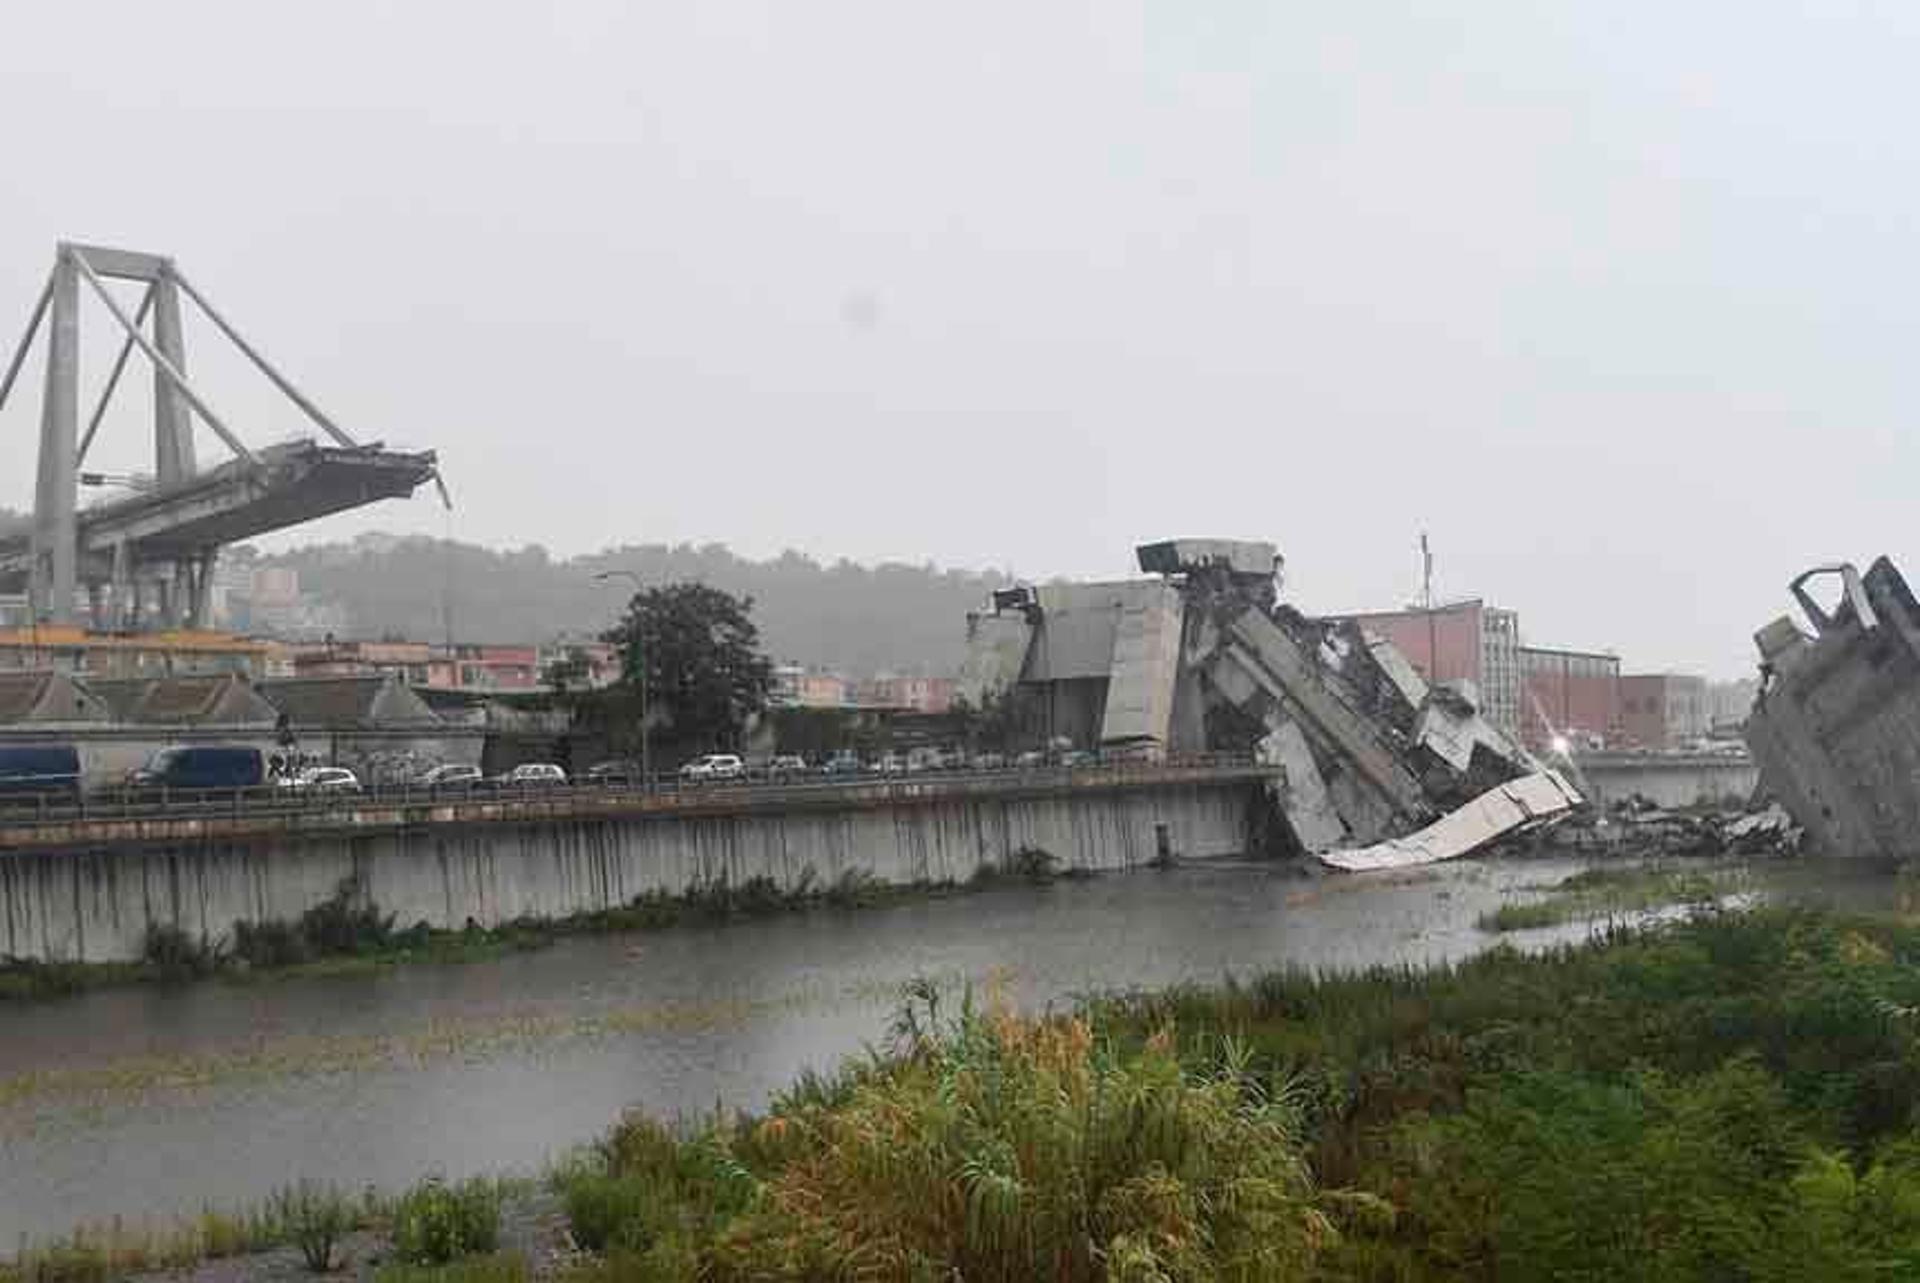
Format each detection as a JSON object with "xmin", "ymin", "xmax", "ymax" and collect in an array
[{"xmin": 0, "ymin": 853, "xmax": 1897, "ymax": 1241}]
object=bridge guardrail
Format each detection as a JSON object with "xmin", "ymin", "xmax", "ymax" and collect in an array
[{"xmin": 0, "ymin": 753, "xmax": 1266, "ymax": 834}]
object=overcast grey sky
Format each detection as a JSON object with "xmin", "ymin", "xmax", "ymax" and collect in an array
[{"xmin": 2, "ymin": 2, "xmax": 1916, "ymax": 677}]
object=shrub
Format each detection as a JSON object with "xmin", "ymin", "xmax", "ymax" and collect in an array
[
  {"xmin": 300, "ymin": 877, "xmax": 395, "ymax": 956},
  {"xmin": 233, "ymin": 918, "xmax": 309, "ymax": 968},
  {"xmin": 708, "ymin": 996, "xmax": 1331, "ymax": 1279},
  {"xmin": 824, "ymin": 867, "xmax": 883, "ymax": 908},
  {"xmin": 269, "ymin": 1180, "xmax": 354, "ymax": 1273},
  {"xmin": 141, "ymin": 923, "xmax": 217, "ymax": 977},
  {"xmin": 1004, "ymin": 844, "xmax": 1058, "ymax": 881},
  {"xmin": 560, "ymin": 1172, "xmax": 656, "ymax": 1253},
  {"xmin": 390, "ymin": 1177, "xmax": 501, "ymax": 1265},
  {"xmin": 551, "ymin": 984, "xmax": 1332, "ymax": 1279},
  {"xmin": 972, "ymin": 845, "xmax": 1060, "ymax": 886}
]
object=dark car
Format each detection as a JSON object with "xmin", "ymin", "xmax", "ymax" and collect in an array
[
  {"xmin": 820, "ymin": 751, "xmax": 864, "ymax": 777},
  {"xmin": 0, "ymin": 744, "xmax": 82, "ymax": 802},
  {"xmin": 584, "ymin": 760, "xmax": 641, "ymax": 786},
  {"xmin": 128, "ymin": 745, "xmax": 266, "ymax": 793},
  {"xmin": 416, "ymin": 763, "xmax": 483, "ymax": 790},
  {"xmin": 765, "ymin": 754, "xmax": 808, "ymax": 780}
]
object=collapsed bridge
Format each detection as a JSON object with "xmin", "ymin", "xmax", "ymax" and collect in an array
[
  {"xmin": 961, "ymin": 538, "xmax": 1580, "ymax": 866},
  {"xmin": 0, "ymin": 242, "xmax": 441, "ymax": 629}
]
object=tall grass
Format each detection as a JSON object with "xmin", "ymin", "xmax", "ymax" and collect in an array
[{"xmin": 555, "ymin": 983, "xmax": 1347, "ymax": 1280}]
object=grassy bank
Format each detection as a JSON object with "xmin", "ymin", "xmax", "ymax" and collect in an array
[
  {"xmin": 0, "ymin": 1177, "xmax": 519, "ymax": 1283},
  {"xmin": 533, "ymin": 905, "xmax": 1920, "ymax": 1280},
  {"xmin": 0, "ymin": 850, "xmax": 1072, "ymax": 1003},
  {"xmin": 1475, "ymin": 861, "xmax": 1737, "ymax": 932}
]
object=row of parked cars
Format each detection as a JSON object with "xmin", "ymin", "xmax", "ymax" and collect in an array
[
  {"xmin": 0, "ymin": 741, "xmax": 1119, "ymax": 806},
  {"xmin": 0, "ymin": 744, "xmax": 559, "ymax": 803}
]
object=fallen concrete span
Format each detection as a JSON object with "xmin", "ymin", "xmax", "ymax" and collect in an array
[{"xmin": 1318, "ymin": 770, "xmax": 1582, "ymax": 872}]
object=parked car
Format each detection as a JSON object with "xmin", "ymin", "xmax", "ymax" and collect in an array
[
  {"xmin": 820, "ymin": 751, "xmax": 864, "ymax": 777},
  {"xmin": 1012, "ymin": 749, "xmax": 1047, "ymax": 769},
  {"xmin": 281, "ymin": 766, "xmax": 362, "ymax": 794},
  {"xmin": 493, "ymin": 762, "xmax": 568, "ymax": 788},
  {"xmin": 1057, "ymin": 749, "xmax": 1098, "ymax": 768},
  {"xmin": 679, "ymin": 753, "xmax": 746, "ymax": 782},
  {"xmin": 905, "ymin": 746, "xmax": 944, "ymax": 774},
  {"xmin": 584, "ymin": 760, "xmax": 641, "ymax": 786},
  {"xmin": 970, "ymin": 751, "xmax": 1007, "ymax": 771},
  {"xmin": 875, "ymin": 752, "xmax": 908, "ymax": 776},
  {"xmin": 0, "ymin": 744, "xmax": 82, "ymax": 802},
  {"xmin": 128, "ymin": 745, "xmax": 266, "ymax": 792},
  {"xmin": 416, "ymin": 763, "xmax": 483, "ymax": 790},
  {"xmin": 765, "ymin": 754, "xmax": 809, "ymax": 780}
]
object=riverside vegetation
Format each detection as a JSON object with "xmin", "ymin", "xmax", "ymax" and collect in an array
[
  {"xmin": 534, "ymin": 905, "xmax": 1920, "ymax": 1280},
  {"xmin": 0, "ymin": 1175, "xmax": 509, "ymax": 1283},
  {"xmin": 9, "ymin": 898, "xmax": 1920, "ymax": 1278}
]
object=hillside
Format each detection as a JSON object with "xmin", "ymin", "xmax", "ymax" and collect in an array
[{"xmin": 258, "ymin": 536, "xmax": 1006, "ymax": 676}]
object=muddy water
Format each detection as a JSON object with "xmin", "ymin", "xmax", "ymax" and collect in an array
[{"xmin": 0, "ymin": 854, "xmax": 1897, "ymax": 1240}]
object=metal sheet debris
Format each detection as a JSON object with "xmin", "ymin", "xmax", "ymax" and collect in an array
[{"xmin": 1318, "ymin": 771, "xmax": 1583, "ymax": 872}]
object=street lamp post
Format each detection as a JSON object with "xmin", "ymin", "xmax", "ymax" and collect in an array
[{"xmin": 594, "ymin": 570, "xmax": 649, "ymax": 786}]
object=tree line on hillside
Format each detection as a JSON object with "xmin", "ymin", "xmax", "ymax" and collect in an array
[{"xmin": 256, "ymin": 535, "xmax": 1007, "ymax": 675}]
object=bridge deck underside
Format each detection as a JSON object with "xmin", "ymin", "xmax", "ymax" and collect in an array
[{"xmin": 0, "ymin": 445, "xmax": 434, "ymax": 587}]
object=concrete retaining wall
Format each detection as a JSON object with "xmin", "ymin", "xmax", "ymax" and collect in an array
[
  {"xmin": 0, "ymin": 781, "xmax": 1253, "ymax": 962},
  {"xmin": 1575, "ymin": 754, "xmax": 1760, "ymax": 811}
]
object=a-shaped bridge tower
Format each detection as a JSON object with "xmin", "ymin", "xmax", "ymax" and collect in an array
[{"xmin": 0, "ymin": 242, "xmax": 441, "ymax": 629}]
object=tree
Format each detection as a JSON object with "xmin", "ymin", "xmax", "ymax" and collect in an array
[{"xmin": 601, "ymin": 582, "xmax": 774, "ymax": 757}]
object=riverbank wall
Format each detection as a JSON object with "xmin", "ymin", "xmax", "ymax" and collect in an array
[
  {"xmin": 0, "ymin": 767, "xmax": 1269, "ymax": 962},
  {"xmin": 1572, "ymin": 752, "xmax": 1760, "ymax": 811}
]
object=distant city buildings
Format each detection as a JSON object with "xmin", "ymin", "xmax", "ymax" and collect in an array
[
  {"xmin": 1346, "ymin": 604, "xmax": 1733, "ymax": 752},
  {"xmin": 770, "ymin": 664, "xmax": 953, "ymax": 713},
  {"xmin": 858, "ymin": 674, "xmax": 954, "ymax": 714},
  {"xmin": 0, "ymin": 625, "xmax": 271, "ymax": 679},
  {"xmin": 282, "ymin": 638, "xmax": 619, "ymax": 693}
]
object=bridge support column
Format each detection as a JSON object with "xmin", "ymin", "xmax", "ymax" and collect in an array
[
  {"xmin": 151, "ymin": 271, "xmax": 196, "ymax": 486},
  {"xmin": 109, "ymin": 541, "xmax": 131, "ymax": 631},
  {"xmin": 185, "ymin": 549, "xmax": 216, "ymax": 629},
  {"xmin": 29, "ymin": 254, "xmax": 79, "ymax": 626}
]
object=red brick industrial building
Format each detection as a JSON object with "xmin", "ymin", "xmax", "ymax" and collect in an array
[{"xmin": 1520, "ymin": 646, "xmax": 1620, "ymax": 751}]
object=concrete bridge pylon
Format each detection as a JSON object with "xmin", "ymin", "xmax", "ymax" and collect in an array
[{"xmin": 0, "ymin": 243, "xmax": 442, "ymax": 630}]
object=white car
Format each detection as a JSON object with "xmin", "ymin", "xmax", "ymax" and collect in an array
[
  {"xmin": 496, "ymin": 762, "xmax": 568, "ymax": 787},
  {"xmin": 281, "ymin": 766, "xmax": 361, "ymax": 794},
  {"xmin": 679, "ymin": 753, "xmax": 746, "ymax": 782}
]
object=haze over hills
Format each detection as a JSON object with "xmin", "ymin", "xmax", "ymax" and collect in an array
[
  {"xmin": 255, "ymin": 535, "xmax": 1008, "ymax": 677},
  {"xmin": 0, "ymin": 502, "xmax": 1003, "ymax": 675}
]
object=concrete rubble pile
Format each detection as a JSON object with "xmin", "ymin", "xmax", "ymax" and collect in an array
[
  {"xmin": 1744, "ymin": 556, "xmax": 1920, "ymax": 858},
  {"xmin": 961, "ymin": 538, "xmax": 1581, "ymax": 870},
  {"xmin": 1540, "ymin": 801, "xmax": 1802, "ymax": 859}
]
